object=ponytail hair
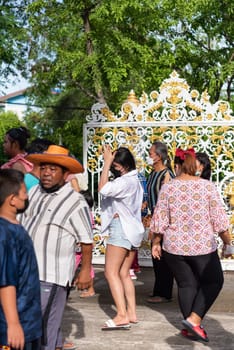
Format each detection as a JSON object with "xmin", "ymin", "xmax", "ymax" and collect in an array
[
  {"xmin": 182, "ymin": 154, "xmax": 197, "ymax": 175},
  {"xmin": 175, "ymin": 148, "xmax": 196, "ymax": 176}
]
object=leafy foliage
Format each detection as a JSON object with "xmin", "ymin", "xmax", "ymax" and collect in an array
[
  {"xmin": 0, "ymin": 0, "xmax": 30, "ymax": 90},
  {"xmin": 1, "ymin": 0, "xmax": 233, "ymax": 154},
  {"xmin": 25, "ymin": 0, "xmax": 234, "ymax": 110}
]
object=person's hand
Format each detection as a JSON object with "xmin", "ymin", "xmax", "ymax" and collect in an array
[
  {"xmin": 152, "ymin": 242, "xmax": 162, "ymax": 260},
  {"xmin": 102, "ymin": 144, "xmax": 115, "ymax": 165},
  {"xmin": 7, "ymin": 322, "xmax": 25, "ymax": 350},
  {"xmin": 142, "ymin": 214, "xmax": 152, "ymax": 229},
  {"xmin": 74, "ymin": 268, "xmax": 92, "ymax": 290},
  {"xmin": 222, "ymin": 243, "xmax": 234, "ymax": 259}
]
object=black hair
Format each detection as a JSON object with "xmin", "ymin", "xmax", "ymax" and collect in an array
[
  {"xmin": 0, "ymin": 169, "xmax": 24, "ymax": 206},
  {"xmin": 26, "ymin": 138, "xmax": 53, "ymax": 154},
  {"xmin": 80, "ymin": 189, "xmax": 94, "ymax": 208},
  {"xmin": 6, "ymin": 126, "xmax": 30, "ymax": 150},
  {"xmin": 196, "ymin": 152, "xmax": 211, "ymax": 180},
  {"xmin": 174, "ymin": 156, "xmax": 184, "ymax": 167},
  {"xmin": 113, "ymin": 147, "xmax": 136, "ymax": 171},
  {"xmin": 152, "ymin": 141, "xmax": 172, "ymax": 170}
]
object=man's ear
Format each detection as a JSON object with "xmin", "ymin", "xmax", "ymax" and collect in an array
[
  {"xmin": 9, "ymin": 194, "xmax": 16, "ymax": 207},
  {"xmin": 63, "ymin": 171, "xmax": 70, "ymax": 181}
]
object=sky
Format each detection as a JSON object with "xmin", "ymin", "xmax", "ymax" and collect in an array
[{"xmin": 4, "ymin": 74, "xmax": 28, "ymax": 95}]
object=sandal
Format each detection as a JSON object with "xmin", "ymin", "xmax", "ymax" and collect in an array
[
  {"xmin": 63, "ymin": 341, "xmax": 76, "ymax": 350},
  {"xmin": 182, "ymin": 320, "xmax": 209, "ymax": 342},
  {"xmin": 79, "ymin": 290, "xmax": 96, "ymax": 298},
  {"xmin": 147, "ymin": 296, "xmax": 172, "ymax": 303},
  {"xmin": 181, "ymin": 328, "xmax": 198, "ymax": 340}
]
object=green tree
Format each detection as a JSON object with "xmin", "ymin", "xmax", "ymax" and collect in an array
[
  {"xmin": 25, "ymin": 0, "xmax": 234, "ymax": 111},
  {"xmin": 0, "ymin": 1, "xmax": 30, "ymax": 89},
  {"xmin": 10, "ymin": 0, "xmax": 232, "ymax": 156}
]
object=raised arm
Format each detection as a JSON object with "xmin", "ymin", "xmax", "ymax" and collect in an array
[{"xmin": 98, "ymin": 145, "xmax": 115, "ymax": 191}]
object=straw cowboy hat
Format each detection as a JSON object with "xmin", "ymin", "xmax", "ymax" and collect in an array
[{"xmin": 26, "ymin": 145, "xmax": 84, "ymax": 174}]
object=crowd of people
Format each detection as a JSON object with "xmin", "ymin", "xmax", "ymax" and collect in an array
[{"xmin": 0, "ymin": 126, "xmax": 232, "ymax": 349}]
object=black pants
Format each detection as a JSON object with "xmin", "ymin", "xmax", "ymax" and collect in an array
[
  {"xmin": 164, "ymin": 250, "xmax": 224, "ymax": 319},
  {"xmin": 11, "ymin": 339, "xmax": 41, "ymax": 350},
  {"xmin": 151, "ymin": 243, "xmax": 174, "ymax": 299}
]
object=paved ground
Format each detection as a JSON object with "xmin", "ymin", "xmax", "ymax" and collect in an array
[{"xmin": 61, "ymin": 266, "xmax": 234, "ymax": 350}]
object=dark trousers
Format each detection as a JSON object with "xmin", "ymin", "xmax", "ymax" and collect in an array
[
  {"xmin": 151, "ymin": 245, "xmax": 174, "ymax": 299},
  {"xmin": 12, "ymin": 339, "xmax": 41, "ymax": 350},
  {"xmin": 164, "ymin": 250, "xmax": 224, "ymax": 319},
  {"xmin": 40, "ymin": 281, "xmax": 67, "ymax": 350}
]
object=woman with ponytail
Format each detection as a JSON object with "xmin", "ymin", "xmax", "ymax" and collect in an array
[
  {"xmin": 1, "ymin": 126, "xmax": 33, "ymax": 173},
  {"xmin": 150, "ymin": 148, "xmax": 231, "ymax": 343}
]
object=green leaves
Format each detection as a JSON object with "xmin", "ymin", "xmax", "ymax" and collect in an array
[{"xmin": 1, "ymin": 0, "xmax": 233, "ymax": 154}]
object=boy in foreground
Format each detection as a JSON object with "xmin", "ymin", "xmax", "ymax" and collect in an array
[{"xmin": 0, "ymin": 169, "xmax": 41, "ymax": 350}]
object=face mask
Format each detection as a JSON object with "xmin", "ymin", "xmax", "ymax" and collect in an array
[
  {"xmin": 195, "ymin": 171, "xmax": 201, "ymax": 177},
  {"xmin": 110, "ymin": 165, "xmax": 121, "ymax": 179},
  {"xmin": 146, "ymin": 157, "xmax": 154, "ymax": 166},
  {"xmin": 17, "ymin": 198, "xmax": 29, "ymax": 214},
  {"xmin": 40, "ymin": 182, "xmax": 64, "ymax": 193}
]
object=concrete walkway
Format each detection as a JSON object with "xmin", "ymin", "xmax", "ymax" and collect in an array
[{"xmin": 61, "ymin": 266, "xmax": 234, "ymax": 350}]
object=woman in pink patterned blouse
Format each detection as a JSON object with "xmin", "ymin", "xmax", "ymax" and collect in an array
[{"xmin": 150, "ymin": 148, "xmax": 231, "ymax": 343}]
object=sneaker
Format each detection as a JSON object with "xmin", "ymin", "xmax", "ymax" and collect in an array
[{"xmin": 129, "ymin": 269, "xmax": 137, "ymax": 280}]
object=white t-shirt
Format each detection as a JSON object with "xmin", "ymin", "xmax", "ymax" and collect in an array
[{"xmin": 99, "ymin": 170, "xmax": 144, "ymax": 247}]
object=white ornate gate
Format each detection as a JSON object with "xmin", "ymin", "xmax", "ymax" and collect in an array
[{"xmin": 83, "ymin": 71, "xmax": 234, "ymax": 267}]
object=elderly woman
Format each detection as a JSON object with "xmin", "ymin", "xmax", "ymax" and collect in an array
[
  {"xmin": 146, "ymin": 141, "xmax": 175, "ymax": 303},
  {"xmin": 150, "ymin": 148, "xmax": 231, "ymax": 343}
]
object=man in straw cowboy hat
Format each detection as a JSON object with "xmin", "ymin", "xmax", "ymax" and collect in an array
[{"xmin": 19, "ymin": 145, "xmax": 93, "ymax": 350}]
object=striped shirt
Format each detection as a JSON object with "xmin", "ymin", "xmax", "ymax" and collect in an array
[
  {"xmin": 147, "ymin": 168, "xmax": 175, "ymax": 214},
  {"xmin": 19, "ymin": 183, "xmax": 93, "ymax": 286}
]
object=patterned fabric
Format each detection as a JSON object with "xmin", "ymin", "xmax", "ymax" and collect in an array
[
  {"xmin": 19, "ymin": 183, "xmax": 93, "ymax": 286},
  {"xmin": 150, "ymin": 178, "xmax": 230, "ymax": 256},
  {"xmin": 0, "ymin": 218, "xmax": 41, "ymax": 343},
  {"xmin": 147, "ymin": 168, "xmax": 175, "ymax": 214},
  {"xmin": 1, "ymin": 153, "xmax": 33, "ymax": 172}
]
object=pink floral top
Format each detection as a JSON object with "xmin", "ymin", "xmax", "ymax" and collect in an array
[
  {"xmin": 1, "ymin": 153, "xmax": 33, "ymax": 172},
  {"xmin": 150, "ymin": 178, "xmax": 230, "ymax": 256}
]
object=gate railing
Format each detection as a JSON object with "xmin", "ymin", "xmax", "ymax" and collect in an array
[{"xmin": 83, "ymin": 71, "xmax": 234, "ymax": 268}]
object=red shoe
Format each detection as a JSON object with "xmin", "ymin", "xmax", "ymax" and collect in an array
[
  {"xmin": 181, "ymin": 328, "xmax": 198, "ymax": 340},
  {"xmin": 182, "ymin": 320, "xmax": 209, "ymax": 342}
]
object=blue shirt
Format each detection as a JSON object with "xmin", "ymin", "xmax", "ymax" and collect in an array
[
  {"xmin": 0, "ymin": 218, "xmax": 42, "ymax": 344},
  {"xmin": 137, "ymin": 172, "xmax": 148, "ymax": 217},
  {"xmin": 147, "ymin": 168, "xmax": 175, "ymax": 214},
  {"xmin": 24, "ymin": 173, "xmax": 39, "ymax": 192}
]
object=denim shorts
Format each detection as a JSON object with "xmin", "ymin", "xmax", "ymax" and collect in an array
[{"xmin": 107, "ymin": 217, "xmax": 133, "ymax": 250}]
